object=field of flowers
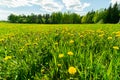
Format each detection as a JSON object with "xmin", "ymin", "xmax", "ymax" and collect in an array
[{"xmin": 0, "ymin": 23, "xmax": 120, "ymax": 80}]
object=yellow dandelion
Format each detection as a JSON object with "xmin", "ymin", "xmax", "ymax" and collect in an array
[
  {"xmin": 80, "ymin": 35, "xmax": 84, "ymax": 38},
  {"xmin": 57, "ymin": 64, "xmax": 62, "ymax": 67},
  {"xmin": 70, "ymin": 34, "xmax": 74, "ymax": 36},
  {"xmin": 116, "ymin": 34, "xmax": 120, "ymax": 37},
  {"xmin": 35, "ymin": 38, "xmax": 38, "ymax": 41},
  {"xmin": 115, "ymin": 31, "xmax": 120, "ymax": 37},
  {"xmin": 68, "ymin": 66, "xmax": 77, "ymax": 75},
  {"xmin": 69, "ymin": 40, "xmax": 74, "ymax": 44},
  {"xmin": 20, "ymin": 48, "xmax": 24, "ymax": 52},
  {"xmin": 113, "ymin": 46, "xmax": 119, "ymax": 50},
  {"xmin": 33, "ymin": 43, "xmax": 38, "ymax": 45},
  {"xmin": 68, "ymin": 33, "xmax": 71, "ymax": 35},
  {"xmin": 0, "ymin": 39, "xmax": 4, "ymax": 42},
  {"xmin": 115, "ymin": 31, "xmax": 120, "ymax": 34},
  {"xmin": 99, "ymin": 34, "xmax": 104, "ymax": 37},
  {"xmin": 54, "ymin": 42, "xmax": 58, "ymax": 45},
  {"xmin": 67, "ymin": 51, "xmax": 74, "ymax": 56},
  {"xmin": 25, "ymin": 43, "xmax": 31, "ymax": 46},
  {"xmin": 112, "ymin": 32, "xmax": 116, "ymax": 34},
  {"xmin": 4, "ymin": 56, "xmax": 12, "ymax": 61},
  {"xmin": 58, "ymin": 54, "xmax": 64, "ymax": 58},
  {"xmin": 107, "ymin": 37, "xmax": 112, "ymax": 40},
  {"xmin": 96, "ymin": 30, "xmax": 104, "ymax": 33},
  {"xmin": 41, "ymin": 69, "xmax": 45, "ymax": 73}
]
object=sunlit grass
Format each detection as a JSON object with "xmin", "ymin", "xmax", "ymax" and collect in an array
[{"xmin": 0, "ymin": 23, "xmax": 120, "ymax": 79}]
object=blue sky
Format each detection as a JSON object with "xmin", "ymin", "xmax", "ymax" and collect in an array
[{"xmin": 0, "ymin": 0, "xmax": 120, "ymax": 20}]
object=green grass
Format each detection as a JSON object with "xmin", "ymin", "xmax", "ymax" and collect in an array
[{"xmin": 0, "ymin": 23, "xmax": 120, "ymax": 80}]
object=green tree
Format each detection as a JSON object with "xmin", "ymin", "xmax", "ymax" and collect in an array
[
  {"xmin": 62, "ymin": 12, "xmax": 73, "ymax": 24},
  {"xmin": 93, "ymin": 9, "xmax": 107, "ymax": 23},
  {"xmin": 8, "ymin": 14, "xmax": 18, "ymax": 23},
  {"xmin": 43, "ymin": 14, "xmax": 51, "ymax": 24},
  {"xmin": 37, "ymin": 14, "xmax": 43, "ymax": 24},
  {"xmin": 112, "ymin": 3, "xmax": 119, "ymax": 23},
  {"xmin": 71, "ymin": 13, "xmax": 81, "ymax": 24},
  {"xmin": 81, "ymin": 10, "xmax": 95, "ymax": 23}
]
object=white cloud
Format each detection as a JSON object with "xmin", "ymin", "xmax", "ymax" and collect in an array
[
  {"xmin": 0, "ymin": 0, "xmax": 32, "ymax": 7},
  {"xmin": 111, "ymin": 0, "xmax": 120, "ymax": 4},
  {"xmin": 0, "ymin": 0, "xmax": 91, "ymax": 20},
  {"xmin": 0, "ymin": 0, "xmax": 63, "ymax": 12},
  {"xmin": 0, "ymin": 0, "xmax": 90, "ymax": 12},
  {"xmin": 0, "ymin": 10, "xmax": 13, "ymax": 20},
  {"xmin": 40, "ymin": 0, "xmax": 63, "ymax": 12},
  {"xmin": 62, "ymin": 0, "xmax": 90, "ymax": 11}
]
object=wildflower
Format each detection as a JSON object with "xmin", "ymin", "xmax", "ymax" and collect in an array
[
  {"xmin": 20, "ymin": 48, "xmax": 24, "ymax": 52},
  {"xmin": 113, "ymin": 46, "xmax": 119, "ymax": 50},
  {"xmin": 70, "ymin": 34, "xmax": 74, "ymax": 36},
  {"xmin": 33, "ymin": 43, "xmax": 38, "ymax": 45},
  {"xmin": 99, "ymin": 34, "xmax": 104, "ymax": 37},
  {"xmin": 68, "ymin": 33, "xmax": 71, "ymax": 35},
  {"xmin": 35, "ymin": 38, "xmax": 38, "ymax": 41},
  {"xmin": 25, "ymin": 43, "xmax": 31, "ymax": 46},
  {"xmin": 69, "ymin": 40, "xmax": 74, "ymax": 44},
  {"xmin": 115, "ymin": 31, "xmax": 120, "ymax": 34},
  {"xmin": 67, "ymin": 51, "xmax": 74, "ymax": 56},
  {"xmin": 115, "ymin": 31, "xmax": 120, "ymax": 37},
  {"xmin": 54, "ymin": 42, "xmax": 58, "ymax": 45},
  {"xmin": 64, "ymin": 27, "xmax": 68, "ymax": 31},
  {"xmin": 0, "ymin": 39, "xmax": 4, "ymax": 42},
  {"xmin": 58, "ymin": 54, "xmax": 64, "ymax": 58},
  {"xmin": 116, "ymin": 34, "xmax": 120, "ymax": 37},
  {"xmin": 57, "ymin": 64, "xmax": 62, "ymax": 67},
  {"xmin": 107, "ymin": 37, "xmax": 112, "ymax": 40},
  {"xmin": 68, "ymin": 66, "xmax": 77, "ymax": 75},
  {"xmin": 96, "ymin": 30, "xmax": 104, "ymax": 33},
  {"xmin": 80, "ymin": 35, "xmax": 84, "ymax": 38},
  {"xmin": 4, "ymin": 56, "xmax": 12, "ymax": 61},
  {"xmin": 112, "ymin": 32, "xmax": 116, "ymax": 34},
  {"xmin": 41, "ymin": 69, "xmax": 45, "ymax": 73}
]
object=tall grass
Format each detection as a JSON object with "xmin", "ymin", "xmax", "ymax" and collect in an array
[{"xmin": 0, "ymin": 23, "xmax": 120, "ymax": 79}]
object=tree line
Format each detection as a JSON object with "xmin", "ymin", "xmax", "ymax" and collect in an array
[{"xmin": 8, "ymin": 3, "xmax": 120, "ymax": 24}]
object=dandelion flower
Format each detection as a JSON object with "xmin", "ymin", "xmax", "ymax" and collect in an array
[
  {"xmin": 80, "ymin": 35, "xmax": 84, "ymax": 38},
  {"xmin": 70, "ymin": 34, "xmax": 74, "ymax": 36},
  {"xmin": 41, "ymin": 69, "xmax": 45, "ymax": 73},
  {"xmin": 20, "ymin": 48, "xmax": 24, "ymax": 52},
  {"xmin": 107, "ymin": 37, "xmax": 112, "ymax": 40},
  {"xmin": 4, "ymin": 56, "xmax": 12, "ymax": 61},
  {"xmin": 57, "ymin": 64, "xmax": 62, "ymax": 67},
  {"xmin": 33, "ymin": 43, "xmax": 38, "ymax": 45},
  {"xmin": 0, "ymin": 39, "xmax": 4, "ymax": 42},
  {"xmin": 54, "ymin": 42, "xmax": 58, "ymax": 45},
  {"xmin": 59, "ymin": 54, "xmax": 64, "ymax": 58},
  {"xmin": 25, "ymin": 43, "xmax": 31, "ymax": 46},
  {"xmin": 69, "ymin": 40, "xmax": 74, "ymax": 44},
  {"xmin": 68, "ymin": 66, "xmax": 77, "ymax": 75},
  {"xmin": 113, "ymin": 46, "xmax": 119, "ymax": 50},
  {"xmin": 115, "ymin": 31, "xmax": 120, "ymax": 37},
  {"xmin": 35, "ymin": 38, "xmax": 38, "ymax": 41},
  {"xmin": 68, "ymin": 33, "xmax": 71, "ymax": 35},
  {"xmin": 116, "ymin": 34, "xmax": 120, "ymax": 37},
  {"xmin": 67, "ymin": 51, "xmax": 74, "ymax": 56},
  {"xmin": 99, "ymin": 34, "xmax": 104, "ymax": 37}
]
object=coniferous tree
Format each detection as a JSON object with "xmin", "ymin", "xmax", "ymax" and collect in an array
[{"xmin": 112, "ymin": 3, "xmax": 119, "ymax": 23}]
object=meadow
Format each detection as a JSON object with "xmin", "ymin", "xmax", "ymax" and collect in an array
[{"xmin": 0, "ymin": 23, "xmax": 120, "ymax": 80}]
